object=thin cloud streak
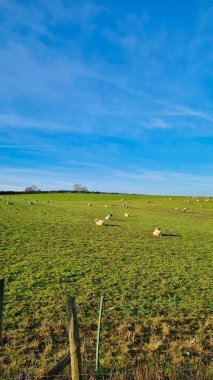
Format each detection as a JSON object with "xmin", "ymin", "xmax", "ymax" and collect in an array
[{"xmin": 0, "ymin": 144, "xmax": 51, "ymax": 151}]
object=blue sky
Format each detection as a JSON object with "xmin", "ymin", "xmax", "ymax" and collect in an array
[{"xmin": 0, "ymin": 0, "xmax": 213, "ymax": 195}]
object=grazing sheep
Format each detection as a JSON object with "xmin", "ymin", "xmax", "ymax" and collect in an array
[
  {"xmin": 7, "ymin": 201, "xmax": 13, "ymax": 205},
  {"xmin": 88, "ymin": 203, "xmax": 92, "ymax": 206},
  {"xmin": 105, "ymin": 205, "xmax": 108, "ymax": 208},
  {"xmin": 105, "ymin": 214, "xmax": 112, "ymax": 220},
  {"xmin": 95, "ymin": 219, "xmax": 105, "ymax": 226},
  {"xmin": 124, "ymin": 213, "xmax": 129, "ymax": 217},
  {"xmin": 181, "ymin": 207, "xmax": 187, "ymax": 212},
  {"xmin": 34, "ymin": 199, "xmax": 38, "ymax": 203},
  {"xmin": 153, "ymin": 228, "xmax": 161, "ymax": 237},
  {"xmin": 28, "ymin": 201, "xmax": 34, "ymax": 205}
]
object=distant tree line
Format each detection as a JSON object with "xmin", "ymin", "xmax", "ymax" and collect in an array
[{"xmin": 0, "ymin": 183, "xmax": 135, "ymax": 195}]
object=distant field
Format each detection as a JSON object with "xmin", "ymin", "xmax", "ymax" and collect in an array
[{"xmin": 0, "ymin": 193, "xmax": 212, "ymax": 379}]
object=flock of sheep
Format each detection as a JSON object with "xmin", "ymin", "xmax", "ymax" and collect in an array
[
  {"xmin": 92, "ymin": 200, "xmax": 130, "ymax": 227},
  {"xmin": 90, "ymin": 196, "xmax": 211, "ymax": 238},
  {"xmin": 1, "ymin": 195, "xmax": 211, "ymax": 238},
  {"xmin": 0, "ymin": 197, "xmax": 53, "ymax": 206},
  {"xmin": 90, "ymin": 200, "xmax": 161, "ymax": 237}
]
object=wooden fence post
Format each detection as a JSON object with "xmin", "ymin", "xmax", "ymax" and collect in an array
[
  {"xmin": 0, "ymin": 277, "xmax": 4, "ymax": 341},
  {"xmin": 66, "ymin": 297, "xmax": 82, "ymax": 380},
  {"xmin": 95, "ymin": 295, "xmax": 104, "ymax": 373}
]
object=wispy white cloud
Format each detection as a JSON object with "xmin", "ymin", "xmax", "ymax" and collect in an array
[
  {"xmin": 0, "ymin": 113, "xmax": 78, "ymax": 132},
  {"xmin": 0, "ymin": 144, "xmax": 50, "ymax": 151}
]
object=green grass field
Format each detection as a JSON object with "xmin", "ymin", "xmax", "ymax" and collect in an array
[{"xmin": 0, "ymin": 193, "xmax": 212, "ymax": 379}]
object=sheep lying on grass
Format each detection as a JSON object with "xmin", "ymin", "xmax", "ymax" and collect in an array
[
  {"xmin": 153, "ymin": 228, "xmax": 161, "ymax": 237},
  {"xmin": 95, "ymin": 219, "xmax": 105, "ymax": 226},
  {"xmin": 105, "ymin": 214, "xmax": 112, "ymax": 220}
]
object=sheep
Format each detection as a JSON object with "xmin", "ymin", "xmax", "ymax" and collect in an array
[
  {"xmin": 7, "ymin": 201, "xmax": 13, "ymax": 205},
  {"xmin": 105, "ymin": 214, "xmax": 112, "ymax": 220},
  {"xmin": 124, "ymin": 213, "xmax": 129, "ymax": 217},
  {"xmin": 153, "ymin": 228, "xmax": 161, "ymax": 237},
  {"xmin": 28, "ymin": 201, "xmax": 34, "ymax": 205},
  {"xmin": 123, "ymin": 204, "xmax": 128, "ymax": 208},
  {"xmin": 181, "ymin": 207, "xmax": 187, "ymax": 212},
  {"xmin": 104, "ymin": 205, "xmax": 108, "ymax": 208},
  {"xmin": 95, "ymin": 219, "xmax": 105, "ymax": 226},
  {"xmin": 88, "ymin": 203, "xmax": 92, "ymax": 206}
]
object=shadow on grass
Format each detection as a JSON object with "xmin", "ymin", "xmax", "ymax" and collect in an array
[
  {"xmin": 162, "ymin": 233, "xmax": 181, "ymax": 237},
  {"xmin": 105, "ymin": 224, "xmax": 121, "ymax": 227}
]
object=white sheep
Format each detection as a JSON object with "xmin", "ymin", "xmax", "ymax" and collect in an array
[
  {"xmin": 124, "ymin": 213, "xmax": 129, "ymax": 217},
  {"xmin": 153, "ymin": 228, "xmax": 161, "ymax": 237},
  {"xmin": 28, "ymin": 201, "xmax": 34, "ymax": 205},
  {"xmin": 105, "ymin": 214, "xmax": 112, "ymax": 220},
  {"xmin": 88, "ymin": 203, "xmax": 92, "ymax": 206},
  {"xmin": 104, "ymin": 205, "xmax": 108, "ymax": 208},
  {"xmin": 95, "ymin": 219, "xmax": 105, "ymax": 226},
  {"xmin": 181, "ymin": 207, "xmax": 187, "ymax": 212}
]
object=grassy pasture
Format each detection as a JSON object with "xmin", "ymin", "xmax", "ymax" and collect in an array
[{"xmin": 0, "ymin": 193, "xmax": 212, "ymax": 379}]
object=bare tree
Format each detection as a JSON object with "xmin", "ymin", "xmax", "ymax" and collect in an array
[
  {"xmin": 25, "ymin": 185, "xmax": 40, "ymax": 193},
  {"xmin": 73, "ymin": 184, "xmax": 89, "ymax": 192}
]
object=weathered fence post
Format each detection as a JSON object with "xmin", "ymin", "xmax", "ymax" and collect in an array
[
  {"xmin": 66, "ymin": 297, "xmax": 82, "ymax": 380},
  {"xmin": 0, "ymin": 277, "xmax": 4, "ymax": 341},
  {"xmin": 95, "ymin": 295, "xmax": 104, "ymax": 374}
]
